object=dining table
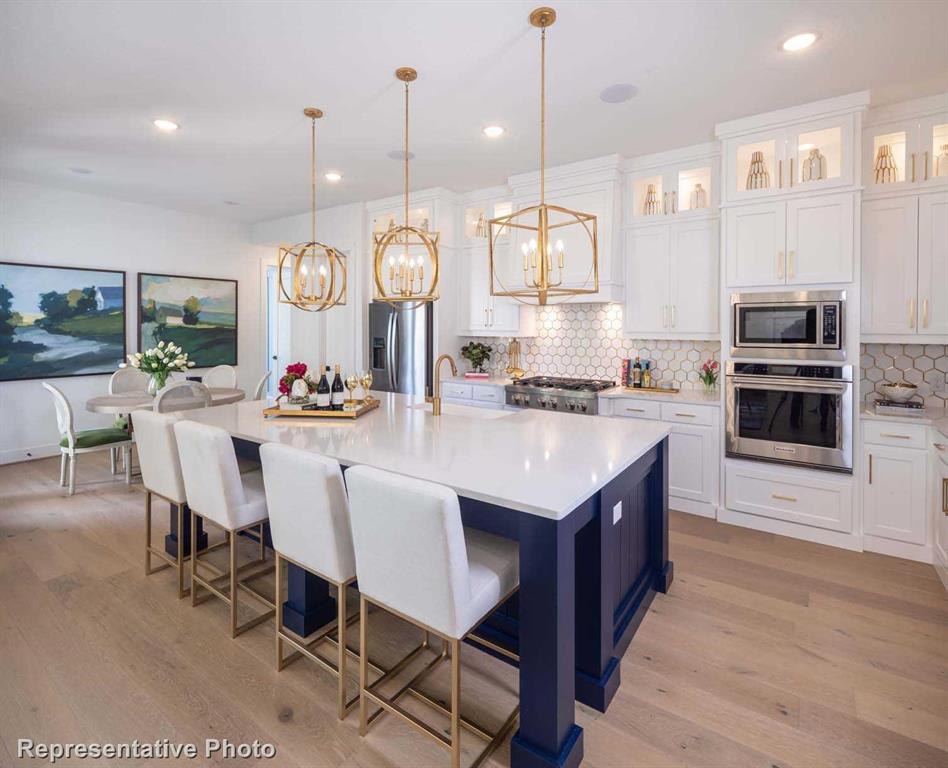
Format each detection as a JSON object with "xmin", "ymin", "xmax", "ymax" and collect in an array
[{"xmin": 85, "ymin": 387, "xmax": 246, "ymax": 414}]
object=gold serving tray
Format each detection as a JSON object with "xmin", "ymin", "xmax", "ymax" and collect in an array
[
  {"xmin": 263, "ymin": 397, "xmax": 380, "ymax": 420},
  {"xmin": 621, "ymin": 386, "xmax": 681, "ymax": 394}
]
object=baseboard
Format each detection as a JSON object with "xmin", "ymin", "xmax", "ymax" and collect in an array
[
  {"xmin": 717, "ymin": 507, "xmax": 863, "ymax": 551},
  {"xmin": 669, "ymin": 497, "xmax": 717, "ymax": 519},
  {"xmin": 0, "ymin": 443, "xmax": 59, "ymax": 465},
  {"xmin": 862, "ymin": 534, "xmax": 933, "ymax": 564},
  {"xmin": 935, "ymin": 559, "xmax": 948, "ymax": 593}
]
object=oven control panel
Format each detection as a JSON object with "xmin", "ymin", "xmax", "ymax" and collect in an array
[{"xmin": 822, "ymin": 304, "xmax": 839, "ymax": 346}]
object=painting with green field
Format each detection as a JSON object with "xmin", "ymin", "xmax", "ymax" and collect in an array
[
  {"xmin": 138, "ymin": 273, "xmax": 237, "ymax": 367},
  {"xmin": 0, "ymin": 261, "xmax": 126, "ymax": 382}
]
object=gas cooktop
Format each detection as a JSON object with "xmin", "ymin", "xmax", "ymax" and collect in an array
[{"xmin": 506, "ymin": 376, "xmax": 616, "ymax": 414}]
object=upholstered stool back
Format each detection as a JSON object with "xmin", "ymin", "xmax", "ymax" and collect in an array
[
  {"xmin": 133, "ymin": 410, "xmax": 186, "ymax": 505},
  {"xmin": 260, "ymin": 444, "xmax": 355, "ymax": 583},
  {"xmin": 345, "ymin": 465, "xmax": 474, "ymax": 639},
  {"xmin": 203, "ymin": 365, "xmax": 237, "ymax": 389},
  {"xmin": 173, "ymin": 420, "xmax": 251, "ymax": 530}
]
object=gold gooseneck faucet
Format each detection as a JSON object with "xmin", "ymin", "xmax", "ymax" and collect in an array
[{"xmin": 431, "ymin": 354, "xmax": 458, "ymax": 416}]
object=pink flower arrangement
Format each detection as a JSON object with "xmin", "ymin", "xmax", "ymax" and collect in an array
[
  {"xmin": 279, "ymin": 362, "xmax": 316, "ymax": 396},
  {"xmin": 698, "ymin": 358, "xmax": 719, "ymax": 388}
]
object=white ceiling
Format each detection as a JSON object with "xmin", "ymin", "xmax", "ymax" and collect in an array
[{"xmin": 1, "ymin": 0, "xmax": 946, "ymax": 225}]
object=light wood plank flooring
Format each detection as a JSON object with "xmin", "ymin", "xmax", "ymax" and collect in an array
[{"xmin": 1, "ymin": 453, "xmax": 946, "ymax": 767}]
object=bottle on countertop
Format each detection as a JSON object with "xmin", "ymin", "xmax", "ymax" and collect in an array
[
  {"xmin": 331, "ymin": 364, "xmax": 345, "ymax": 411},
  {"xmin": 316, "ymin": 365, "xmax": 331, "ymax": 410},
  {"xmin": 632, "ymin": 357, "xmax": 642, "ymax": 388},
  {"xmin": 642, "ymin": 361, "xmax": 651, "ymax": 389},
  {"xmin": 621, "ymin": 359, "xmax": 630, "ymax": 388}
]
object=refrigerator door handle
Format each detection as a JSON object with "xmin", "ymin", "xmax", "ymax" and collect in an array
[{"xmin": 389, "ymin": 312, "xmax": 399, "ymax": 391}]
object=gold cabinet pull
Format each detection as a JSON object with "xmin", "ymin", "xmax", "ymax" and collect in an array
[
  {"xmin": 772, "ymin": 493, "xmax": 797, "ymax": 502},
  {"xmin": 671, "ymin": 304, "xmax": 676, "ymax": 327},
  {"xmin": 625, "ymin": 407, "xmax": 646, "ymax": 413},
  {"xmin": 911, "ymin": 153, "xmax": 916, "ymax": 182},
  {"xmin": 674, "ymin": 412, "xmax": 696, "ymax": 418},
  {"xmin": 788, "ymin": 250, "xmax": 795, "ymax": 280},
  {"xmin": 777, "ymin": 251, "xmax": 785, "ymax": 280},
  {"xmin": 663, "ymin": 192, "xmax": 668, "ymax": 215},
  {"xmin": 880, "ymin": 433, "xmax": 912, "ymax": 440},
  {"xmin": 922, "ymin": 298, "xmax": 929, "ymax": 328},
  {"xmin": 869, "ymin": 454, "xmax": 873, "ymax": 484},
  {"xmin": 924, "ymin": 151, "xmax": 929, "ymax": 181},
  {"xmin": 778, "ymin": 159, "xmax": 783, "ymax": 188},
  {"xmin": 909, "ymin": 297, "xmax": 916, "ymax": 328},
  {"xmin": 672, "ymin": 190, "xmax": 677, "ymax": 214},
  {"xmin": 790, "ymin": 157, "xmax": 794, "ymax": 187}
]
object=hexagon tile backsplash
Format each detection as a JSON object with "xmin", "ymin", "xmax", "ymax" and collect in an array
[
  {"xmin": 463, "ymin": 304, "xmax": 720, "ymax": 387},
  {"xmin": 860, "ymin": 343, "xmax": 948, "ymax": 409}
]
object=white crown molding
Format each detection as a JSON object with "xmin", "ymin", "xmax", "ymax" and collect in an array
[
  {"xmin": 507, "ymin": 154, "xmax": 622, "ymax": 191},
  {"xmin": 864, "ymin": 92, "xmax": 948, "ymax": 127},
  {"xmin": 365, "ymin": 186, "xmax": 461, "ymax": 213},
  {"xmin": 459, "ymin": 184, "xmax": 512, "ymax": 205},
  {"xmin": 621, "ymin": 142, "xmax": 720, "ymax": 173},
  {"xmin": 715, "ymin": 90, "xmax": 871, "ymax": 139}
]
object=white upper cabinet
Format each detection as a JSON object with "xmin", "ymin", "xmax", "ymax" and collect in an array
[
  {"xmin": 863, "ymin": 95, "xmax": 948, "ymax": 197},
  {"xmin": 917, "ymin": 191, "xmax": 948, "ymax": 336},
  {"xmin": 717, "ymin": 93, "xmax": 867, "ymax": 206},
  {"xmin": 785, "ymin": 193, "xmax": 854, "ymax": 284},
  {"xmin": 624, "ymin": 219, "xmax": 718, "ymax": 339},
  {"xmin": 861, "ymin": 197, "xmax": 919, "ymax": 335},
  {"xmin": 625, "ymin": 143, "xmax": 719, "ymax": 224},
  {"xmin": 725, "ymin": 202, "xmax": 786, "ymax": 286}
]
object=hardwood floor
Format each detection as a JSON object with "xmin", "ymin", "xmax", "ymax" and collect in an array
[{"xmin": 1, "ymin": 453, "xmax": 946, "ymax": 767}]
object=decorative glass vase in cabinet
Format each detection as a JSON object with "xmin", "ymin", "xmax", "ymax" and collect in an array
[
  {"xmin": 690, "ymin": 183, "xmax": 707, "ymax": 210},
  {"xmin": 745, "ymin": 151, "xmax": 770, "ymax": 190},
  {"xmin": 936, "ymin": 144, "xmax": 948, "ymax": 177},
  {"xmin": 643, "ymin": 184, "xmax": 661, "ymax": 215},
  {"xmin": 874, "ymin": 145, "xmax": 899, "ymax": 184},
  {"xmin": 801, "ymin": 148, "xmax": 826, "ymax": 182}
]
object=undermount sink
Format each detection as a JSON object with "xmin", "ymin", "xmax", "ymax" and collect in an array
[{"xmin": 408, "ymin": 402, "xmax": 513, "ymax": 420}]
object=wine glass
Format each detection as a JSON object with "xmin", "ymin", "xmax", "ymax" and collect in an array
[
  {"xmin": 344, "ymin": 374, "xmax": 359, "ymax": 408},
  {"xmin": 360, "ymin": 370, "xmax": 373, "ymax": 400}
]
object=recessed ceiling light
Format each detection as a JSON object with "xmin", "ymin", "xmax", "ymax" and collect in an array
[
  {"xmin": 599, "ymin": 84, "xmax": 638, "ymax": 104},
  {"xmin": 70, "ymin": 167, "xmax": 93, "ymax": 175},
  {"xmin": 483, "ymin": 125, "xmax": 505, "ymax": 138},
  {"xmin": 324, "ymin": 171, "xmax": 343, "ymax": 182},
  {"xmin": 387, "ymin": 150, "xmax": 415, "ymax": 161},
  {"xmin": 782, "ymin": 32, "xmax": 817, "ymax": 52},
  {"xmin": 223, "ymin": 200, "xmax": 239, "ymax": 206},
  {"xmin": 153, "ymin": 118, "xmax": 180, "ymax": 132}
]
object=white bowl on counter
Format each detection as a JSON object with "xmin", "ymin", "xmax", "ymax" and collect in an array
[{"xmin": 880, "ymin": 382, "xmax": 918, "ymax": 402}]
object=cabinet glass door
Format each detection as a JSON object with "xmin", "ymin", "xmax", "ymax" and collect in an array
[
  {"xmin": 920, "ymin": 116, "xmax": 948, "ymax": 188},
  {"xmin": 676, "ymin": 166, "xmax": 713, "ymax": 214},
  {"xmin": 789, "ymin": 115, "xmax": 853, "ymax": 190},
  {"xmin": 631, "ymin": 173, "xmax": 665, "ymax": 219},
  {"xmin": 728, "ymin": 129, "xmax": 784, "ymax": 201},
  {"xmin": 864, "ymin": 120, "xmax": 916, "ymax": 194}
]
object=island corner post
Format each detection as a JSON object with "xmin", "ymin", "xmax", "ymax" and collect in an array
[{"xmin": 180, "ymin": 433, "xmax": 672, "ymax": 768}]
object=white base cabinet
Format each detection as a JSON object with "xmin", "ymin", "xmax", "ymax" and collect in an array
[{"xmin": 934, "ymin": 442, "xmax": 948, "ymax": 590}]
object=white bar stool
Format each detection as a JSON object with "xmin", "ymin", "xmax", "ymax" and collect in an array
[
  {"xmin": 345, "ymin": 465, "xmax": 520, "ymax": 768},
  {"xmin": 260, "ymin": 443, "xmax": 359, "ymax": 718},
  {"xmin": 173, "ymin": 420, "xmax": 275, "ymax": 638}
]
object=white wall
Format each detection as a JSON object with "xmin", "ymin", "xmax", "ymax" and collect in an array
[{"xmin": 0, "ymin": 179, "xmax": 267, "ymax": 464}]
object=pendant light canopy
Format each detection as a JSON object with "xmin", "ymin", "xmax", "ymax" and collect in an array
[
  {"xmin": 372, "ymin": 67, "xmax": 441, "ymax": 309},
  {"xmin": 277, "ymin": 108, "xmax": 347, "ymax": 312},
  {"xmin": 488, "ymin": 7, "xmax": 598, "ymax": 306}
]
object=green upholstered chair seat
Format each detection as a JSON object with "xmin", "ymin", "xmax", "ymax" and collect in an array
[{"xmin": 60, "ymin": 427, "xmax": 131, "ymax": 449}]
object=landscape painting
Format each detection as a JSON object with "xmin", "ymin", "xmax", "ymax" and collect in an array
[
  {"xmin": 0, "ymin": 261, "xmax": 126, "ymax": 382},
  {"xmin": 138, "ymin": 273, "xmax": 237, "ymax": 367}
]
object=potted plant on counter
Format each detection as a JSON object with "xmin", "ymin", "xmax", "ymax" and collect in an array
[
  {"xmin": 126, "ymin": 341, "xmax": 195, "ymax": 394},
  {"xmin": 698, "ymin": 358, "xmax": 719, "ymax": 394},
  {"xmin": 278, "ymin": 362, "xmax": 316, "ymax": 401},
  {"xmin": 460, "ymin": 342, "xmax": 492, "ymax": 379}
]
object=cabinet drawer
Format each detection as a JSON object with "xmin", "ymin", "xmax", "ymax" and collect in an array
[
  {"xmin": 863, "ymin": 420, "xmax": 928, "ymax": 450},
  {"xmin": 441, "ymin": 383, "xmax": 472, "ymax": 400},
  {"xmin": 613, "ymin": 399, "xmax": 662, "ymax": 420},
  {"xmin": 472, "ymin": 386, "xmax": 504, "ymax": 403},
  {"xmin": 726, "ymin": 464, "xmax": 853, "ymax": 532},
  {"xmin": 661, "ymin": 402, "xmax": 714, "ymax": 426}
]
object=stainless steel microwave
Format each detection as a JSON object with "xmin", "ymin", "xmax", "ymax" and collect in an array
[{"xmin": 731, "ymin": 290, "xmax": 845, "ymax": 361}]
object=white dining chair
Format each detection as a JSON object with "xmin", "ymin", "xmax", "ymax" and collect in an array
[
  {"xmin": 173, "ymin": 420, "xmax": 274, "ymax": 638},
  {"xmin": 109, "ymin": 366, "xmax": 150, "ymax": 394},
  {"xmin": 260, "ymin": 443, "xmax": 358, "ymax": 718},
  {"xmin": 43, "ymin": 382, "xmax": 133, "ymax": 495},
  {"xmin": 203, "ymin": 365, "xmax": 237, "ymax": 389},
  {"xmin": 345, "ymin": 465, "xmax": 520, "ymax": 768},
  {"xmin": 154, "ymin": 381, "xmax": 212, "ymax": 414},
  {"xmin": 253, "ymin": 371, "xmax": 271, "ymax": 401}
]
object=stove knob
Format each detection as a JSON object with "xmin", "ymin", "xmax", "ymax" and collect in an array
[
  {"xmin": 580, "ymin": 402, "xmax": 588, "ymax": 412},
  {"xmin": 550, "ymin": 400, "xmax": 559, "ymax": 409},
  {"xmin": 566, "ymin": 401, "xmax": 576, "ymax": 410},
  {"xmin": 539, "ymin": 399, "xmax": 547, "ymax": 408}
]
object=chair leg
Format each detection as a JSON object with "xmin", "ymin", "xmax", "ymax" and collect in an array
[
  {"xmin": 176, "ymin": 503, "xmax": 186, "ymax": 599},
  {"xmin": 110, "ymin": 447, "xmax": 117, "ymax": 475},
  {"xmin": 359, "ymin": 595, "xmax": 368, "ymax": 736},
  {"xmin": 259, "ymin": 524, "xmax": 265, "ymax": 561},
  {"xmin": 144, "ymin": 491, "xmax": 152, "ymax": 576},
  {"xmin": 274, "ymin": 553, "xmax": 283, "ymax": 670},
  {"xmin": 190, "ymin": 510, "xmax": 199, "ymax": 607},
  {"xmin": 230, "ymin": 530, "xmax": 239, "ymax": 639},
  {"xmin": 68, "ymin": 454, "xmax": 76, "ymax": 495},
  {"xmin": 59, "ymin": 453, "xmax": 67, "ymax": 487},
  {"xmin": 450, "ymin": 639, "xmax": 461, "ymax": 768},
  {"xmin": 337, "ymin": 583, "xmax": 348, "ymax": 719},
  {"xmin": 124, "ymin": 444, "xmax": 132, "ymax": 485}
]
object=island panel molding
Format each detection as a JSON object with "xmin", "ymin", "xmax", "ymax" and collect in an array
[
  {"xmin": 465, "ymin": 303, "xmax": 720, "ymax": 385},
  {"xmin": 0, "ymin": 261, "xmax": 126, "ymax": 382},
  {"xmin": 137, "ymin": 272, "xmax": 238, "ymax": 367}
]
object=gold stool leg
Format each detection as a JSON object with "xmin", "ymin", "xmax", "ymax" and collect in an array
[
  {"xmin": 176, "ymin": 504, "xmax": 186, "ymax": 599},
  {"xmin": 337, "ymin": 584, "xmax": 348, "ymax": 719},
  {"xmin": 274, "ymin": 553, "xmax": 283, "ymax": 669},
  {"xmin": 144, "ymin": 491, "xmax": 152, "ymax": 576},
  {"xmin": 190, "ymin": 509, "xmax": 199, "ymax": 607},
  {"xmin": 230, "ymin": 530, "xmax": 238, "ymax": 638},
  {"xmin": 450, "ymin": 638, "xmax": 461, "ymax": 768},
  {"xmin": 359, "ymin": 595, "xmax": 368, "ymax": 736}
]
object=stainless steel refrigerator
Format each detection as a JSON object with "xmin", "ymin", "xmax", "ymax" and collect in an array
[{"xmin": 369, "ymin": 302, "xmax": 432, "ymax": 395}]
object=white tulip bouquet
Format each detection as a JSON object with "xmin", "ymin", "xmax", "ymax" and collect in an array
[{"xmin": 124, "ymin": 341, "xmax": 195, "ymax": 392}]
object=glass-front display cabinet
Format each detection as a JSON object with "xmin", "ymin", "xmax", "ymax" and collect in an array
[
  {"xmin": 863, "ymin": 112, "xmax": 948, "ymax": 195},
  {"xmin": 371, "ymin": 206, "xmax": 432, "ymax": 236},
  {"xmin": 464, "ymin": 201, "xmax": 512, "ymax": 244},
  {"xmin": 629, "ymin": 161, "xmax": 716, "ymax": 221}
]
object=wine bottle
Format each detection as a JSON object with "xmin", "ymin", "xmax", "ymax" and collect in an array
[
  {"xmin": 316, "ymin": 365, "xmax": 331, "ymax": 410},
  {"xmin": 331, "ymin": 364, "xmax": 345, "ymax": 411},
  {"xmin": 632, "ymin": 356, "xmax": 642, "ymax": 388}
]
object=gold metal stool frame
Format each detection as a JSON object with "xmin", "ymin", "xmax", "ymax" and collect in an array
[
  {"xmin": 189, "ymin": 510, "xmax": 275, "ymax": 638},
  {"xmin": 144, "ymin": 490, "xmax": 229, "ymax": 599},
  {"xmin": 358, "ymin": 589, "xmax": 521, "ymax": 768}
]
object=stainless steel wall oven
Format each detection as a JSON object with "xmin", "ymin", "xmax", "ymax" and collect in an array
[{"xmin": 725, "ymin": 362, "xmax": 853, "ymax": 473}]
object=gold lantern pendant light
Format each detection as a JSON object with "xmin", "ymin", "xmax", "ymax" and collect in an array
[
  {"xmin": 277, "ymin": 108, "xmax": 347, "ymax": 312},
  {"xmin": 489, "ymin": 7, "xmax": 598, "ymax": 306},
  {"xmin": 373, "ymin": 67, "xmax": 440, "ymax": 309}
]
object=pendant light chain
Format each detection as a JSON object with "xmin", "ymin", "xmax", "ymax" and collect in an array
[
  {"xmin": 311, "ymin": 115, "xmax": 317, "ymax": 245},
  {"xmin": 540, "ymin": 27, "xmax": 546, "ymax": 206},
  {"xmin": 404, "ymin": 80, "xmax": 410, "ymax": 230}
]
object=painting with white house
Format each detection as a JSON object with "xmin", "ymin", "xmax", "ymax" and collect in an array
[
  {"xmin": 137, "ymin": 272, "xmax": 237, "ymax": 367},
  {"xmin": 0, "ymin": 261, "xmax": 126, "ymax": 381}
]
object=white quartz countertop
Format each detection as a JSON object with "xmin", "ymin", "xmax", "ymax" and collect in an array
[
  {"xmin": 443, "ymin": 376, "xmax": 511, "ymax": 386},
  {"xmin": 178, "ymin": 392, "xmax": 670, "ymax": 520},
  {"xmin": 598, "ymin": 386, "xmax": 721, "ymax": 407},
  {"xmin": 861, "ymin": 406, "xmax": 948, "ymax": 441}
]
